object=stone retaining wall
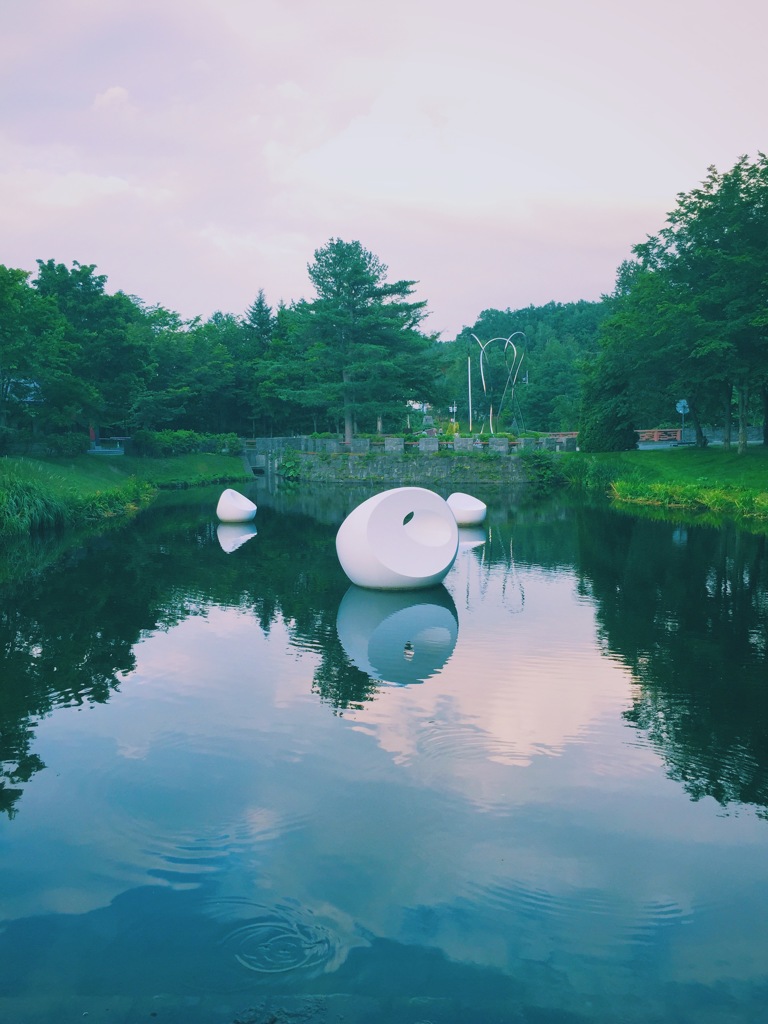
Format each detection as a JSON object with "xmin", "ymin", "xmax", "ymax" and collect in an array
[
  {"xmin": 266, "ymin": 451, "xmax": 528, "ymax": 486},
  {"xmin": 242, "ymin": 435, "xmax": 562, "ymax": 483},
  {"xmin": 243, "ymin": 435, "xmax": 570, "ymax": 456}
]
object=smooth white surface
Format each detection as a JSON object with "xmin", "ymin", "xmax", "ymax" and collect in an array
[
  {"xmin": 336, "ymin": 584, "xmax": 459, "ymax": 685},
  {"xmin": 447, "ymin": 491, "xmax": 487, "ymax": 526},
  {"xmin": 216, "ymin": 488, "xmax": 257, "ymax": 523},
  {"xmin": 336, "ymin": 487, "xmax": 459, "ymax": 590},
  {"xmin": 216, "ymin": 523, "xmax": 258, "ymax": 553},
  {"xmin": 457, "ymin": 526, "xmax": 487, "ymax": 550}
]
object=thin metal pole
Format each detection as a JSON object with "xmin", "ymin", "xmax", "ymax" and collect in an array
[{"xmin": 468, "ymin": 354, "xmax": 472, "ymax": 433}]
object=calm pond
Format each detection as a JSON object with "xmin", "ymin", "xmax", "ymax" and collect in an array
[{"xmin": 1, "ymin": 480, "xmax": 767, "ymax": 1024}]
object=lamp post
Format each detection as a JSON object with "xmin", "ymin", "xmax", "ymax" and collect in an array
[{"xmin": 467, "ymin": 351, "xmax": 473, "ymax": 432}]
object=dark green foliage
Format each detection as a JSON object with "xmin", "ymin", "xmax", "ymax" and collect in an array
[
  {"xmin": 131, "ymin": 430, "xmax": 242, "ymax": 457},
  {"xmin": 33, "ymin": 260, "xmax": 154, "ymax": 434},
  {"xmin": 244, "ymin": 288, "xmax": 275, "ymax": 351},
  {"xmin": 278, "ymin": 450, "xmax": 302, "ymax": 480},
  {"xmin": 0, "ymin": 264, "xmax": 67, "ymax": 431},
  {"xmin": 0, "ymin": 478, "xmax": 69, "ymax": 534},
  {"xmin": 576, "ymin": 333, "xmax": 639, "ymax": 453},
  {"xmin": 296, "ymin": 238, "xmax": 437, "ymax": 442},
  {"xmin": 440, "ymin": 300, "xmax": 607, "ymax": 433},
  {"xmin": 578, "ymin": 409, "xmax": 638, "ymax": 453},
  {"xmin": 517, "ymin": 447, "xmax": 566, "ymax": 495},
  {"xmin": 42, "ymin": 433, "xmax": 90, "ymax": 457},
  {"xmin": 591, "ymin": 154, "xmax": 768, "ymax": 452},
  {"xmin": 0, "ymin": 426, "xmax": 19, "ymax": 454},
  {"xmin": 578, "ymin": 423, "xmax": 638, "ymax": 454},
  {"xmin": 561, "ymin": 455, "xmax": 639, "ymax": 493}
]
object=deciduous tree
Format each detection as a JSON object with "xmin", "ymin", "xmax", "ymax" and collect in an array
[{"xmin": 631, "ymin": 154, "xmax": 768, "ymax": 452}]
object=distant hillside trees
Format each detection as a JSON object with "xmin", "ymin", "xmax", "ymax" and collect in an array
[
  {"xmin": 438, "ymin": 300, "xmax": 607, "ymax": 433},
  {"xmin": 1, "ymin": 255, "xmax": 607, "ymax": 444},
  {"xmin": 12, "ymin": 176, "xmax": 766, "ymax": 454},
  {"xmin": 0, "ymin": 242, "xmax": 445, "ymax": 443}
]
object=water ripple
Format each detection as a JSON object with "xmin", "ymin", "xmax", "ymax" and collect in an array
[
  {"xmin": 419, "ymin": 720, "xmax": 496, "ymax": 763},
  {"xmin": 213, "ymin": 898, "xmax": 339, "ymax": 975}
]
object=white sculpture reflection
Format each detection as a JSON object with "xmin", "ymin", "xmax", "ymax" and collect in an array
[
  {"xmin": 217, "ymin": 522, "xmax": 258, "ymax": 554},
  {"xmin": 336, "ymin": 585, "xmax": 459, "ymax": 686},
  {"xmin": 336, "ymin": 487, "xmax": 458, "ymax": 590},
  {"xmin": 457, "ymin": 525, "xmax": 487, "ymax": 551},
  {"xmin": 447, "ymin": 491, "xmax": 487, "ymax": 526},
  {"xmin": 453, "ymin": 520, "xmax": 524, "ymax": 614},
  {"xmin": 216, "ymin": 488, "xmax": 257, "ymax": 523}
]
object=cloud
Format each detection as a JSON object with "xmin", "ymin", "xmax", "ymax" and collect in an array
[
  {"xmin": 0, "ymin": 0, "xmax": 766, "ymax": 332},
  {"xmin": 92, "ymin": 85, "xmax": 132, "ymax": 110}
]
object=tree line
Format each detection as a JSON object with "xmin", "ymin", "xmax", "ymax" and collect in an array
[
  {"xmin": 2, "ymin": 154, "xmax": 766, "ymax": 451},
  {"xmin": 0, "ymin": 239, "xmax": 444, "ymax": 444},
  {"xmin": 580, "ymin": 153, "xmax": 768, "ymax": 453}
]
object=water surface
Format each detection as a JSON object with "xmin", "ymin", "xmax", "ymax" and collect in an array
[{"xmin": 1, "ymin": 482, "xmax": 767, "ymax": 1023}]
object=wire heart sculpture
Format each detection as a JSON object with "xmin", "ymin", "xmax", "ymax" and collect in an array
[{"xmin": 470, "ymin": 332, "xmax": 526, "ymax": 434}]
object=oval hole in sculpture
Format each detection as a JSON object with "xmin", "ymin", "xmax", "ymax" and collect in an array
[{"xmin": 402, "ymin": 511, "xmax": 415, "ymax": 526}]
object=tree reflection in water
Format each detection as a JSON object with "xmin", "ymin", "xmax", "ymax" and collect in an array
[
  {"xmin": 569, "ymin": 505, "xmax": 768, "ymax": 814},
  {"xmin": 0, "ymin": 489, "xmax": 348, "ymax": 815},
  {"xmin": 1, "ymin": 486, "xmax": 768, "ymax": 823}
]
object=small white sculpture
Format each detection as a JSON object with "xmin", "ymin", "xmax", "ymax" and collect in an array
[
  {"xmin": 336, "ymin": 585, "xmax": 459, "ymax": 685},
  {"xmin": 335, "ymin": 486, "xmax": 459, "ymax": 590},
  {"xmin": 216, "ymin": 488, "xmax": 257, "ymax": 523},
  {"xmin": 217, "ymin": 522, "xmax": 257, "ymax": 553},
  {"xmin": 447, "ymin": 491, "xmax": 487, "ymax": 526}
]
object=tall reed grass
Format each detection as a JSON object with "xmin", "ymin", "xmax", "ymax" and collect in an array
[
  {"xmin": 0, "ymin": 477, "xmax": 69, "ymax": 534},
  {"xmin": 609, "ymin": 479, "xmax": 768, "ymax": 521},
  {"xmin": 0, "ymin": 461, "xmax": 156, "ymax": 536}
]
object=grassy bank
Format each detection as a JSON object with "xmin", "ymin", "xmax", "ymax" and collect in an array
[
  {"xmin": 562, "ymin": 447, "xmax": 768, "ymax": 525},
  {"xmin": 0, "ymin": 453, "xmax": 250, "ymax": 536}
]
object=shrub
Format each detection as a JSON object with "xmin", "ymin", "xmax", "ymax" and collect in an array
[
  {"xmin": 279, "ymin": 450, "xmax": 302, "ymax": 480},
  {"xmin": 43, "ymin": 433, "xmax": 90, "ymax": 457},
  {"xmin": 578, "ymin": 416, "xmax": 638, "ymax": 453},
  {"xmin": 562, "ymin": 456, "xmax": 644, "ymax": 494},
  {"xmin": 518, "ymin": 447, "xmax": 566, "ymax": 495},
  {"xmin": 0, "ymin": 427, "xmax": 19, "ymax": 455},
  {"xmin": 131, "ymin": 430, "xmax": 243, "ymax": 457}
]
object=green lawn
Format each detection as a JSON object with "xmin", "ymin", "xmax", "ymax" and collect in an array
[
  {"xmin": 2, "ymin": 452, "xmax": 250, "ymax": 495},
  {"xmin": 571, "ymin": 445, "xmax": 768, "ymax": 488},
  {"xmin": 0, "ymin": 453, "xmax": 251, "ymax": 538},
  {"xmin": 562, "ymin": 446, "xmax": 768, "ymax": 525}
]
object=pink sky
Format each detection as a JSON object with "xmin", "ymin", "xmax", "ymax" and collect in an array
[{"xmin": 2, "ymin": 0, "xmax": 765, "ymax": 339}]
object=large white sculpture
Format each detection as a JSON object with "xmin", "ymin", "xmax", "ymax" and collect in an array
[
  {"xmin": 216, "ymin": 522, "xmax": 257, "ymax": 553},
  {"xmin": 336, "ymin": 585, "xmax": 459, "ymax": 686},
  {"xmin": 335, "ymin": 486, "xmax": 459, "ymax": 590},
  {"xmin": 216, "ymin": 488, "xmax": 257, "ymax": 523},
  {"xmin": 447, "ymin": 491, "xmax": 487, "ymax": 526}
]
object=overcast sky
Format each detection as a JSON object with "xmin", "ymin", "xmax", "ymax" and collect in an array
[{"xmin": 2, "ymin": 0, "xmax": 765, "ymax": 338}]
